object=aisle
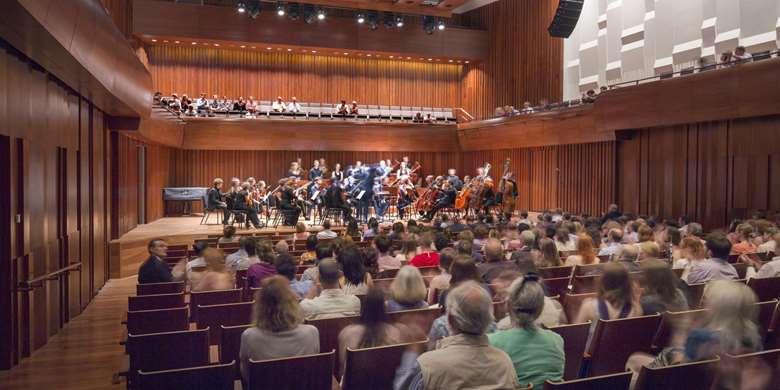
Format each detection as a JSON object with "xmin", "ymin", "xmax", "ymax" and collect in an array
[{"xmin": 0, "ymin": 277, "xmax": 135, "ymax": 390}]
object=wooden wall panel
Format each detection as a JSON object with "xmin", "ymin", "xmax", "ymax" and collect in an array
[
  {"xmin": 458, "ymin": 0, "xmax": 563, "ymax": 119},
  {"xmin": 616, "ymin": 115, "xmax": 780, "ymax": 230},
  {"xmin": 100, "ymin": 0, "xmax": 132, "ymax": 39},
  {"xmin": 148, "ymin": 46, "xmax": 463, "ymax": 108}
]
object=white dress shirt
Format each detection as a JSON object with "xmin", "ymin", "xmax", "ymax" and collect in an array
[
  {"xmin": 300, "ymin": 289, "xmax": 361, "ymax": 319},
  {"xmin": 272, "ymin": 101, "xmax": 286, "ymax": 112},
  {"xmin": 287, "ymin": 102, "xmax": 301, "ymax": 112}
]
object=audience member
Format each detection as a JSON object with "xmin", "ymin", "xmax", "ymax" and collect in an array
[
  {"xmin": 299, "ymin": 235, "xmax": 318, "ymax": 264},
  {"xmin": 733, "ymin": 45, "xmax": 752, "ymax": 61},
  {"xmin": 477, "ymin": 238, "xmax": 517, "ymax": 283},
  {"xmin": 339, "ymin": 246, "xmax": 373, "ymax": 295},
  {"xmin": 337, "ymin": 100, "xmax": 349, "ymax": 116},
  {"xmin": 686, "ymin": 233, "xmax": 738, "ymax": 284},
  {"xmin": 276, "ymin": 254, "xmax": 313, "ymax": 298},
  {"xmin": 300, "ymin": 241, "xmax": 333, "ymax": 282},
  {"xmin": 293, "ymin": 222, "xmax": 310, "ymax": 242},
  {"xmin": 731, "ymin": 223, "xmax": 757, "ymax": 254},
  {"xmin": 427, "ymin": 247, "xmax": 455, "ymax": 304},
  {"xmin": 489, "ymin": 274, "xmax": 565, "ymax": 389},
  {"xmin": 387, "ymin": 266, "xmax": 429, "ymax": 312},
  {"xmin": 575, "ymin": 263, "xmax": 642, "ymax": 344},
  {"xmin": 375, "ymin": 234, "xmax": 402, "ymax": 272},
  {"xmin": 674, "ymin": 237, "xmax": 707, "ymax": 283},
  {"xmin": 409, "ymin": 232, "xmax": 440, "ymax": 267},
  {"xmin": 274, "ymin": 240, "xmax": 290, "ymax": 256},
  {"xmin": 614, "ymin": 244, "xmax": 640, "ymax": 273},
  {"xmin": 317, "ymin": 219, "xmax": 338, "ymax": 239},
  {"xmin": 744, "ymin": 232, "xmax": 780, "ymax": 278},
  {"xmin": 226, "ymin": 236, "xmax": 260, "ymax": 271},
  {"xmin": 639, "ymin": 259, "xmax": 689, "ymax": 314},
  {"xmin": 190, "ymin": 248, "xmax": 234, "ymax": 292},
  {"xmin": 239, "ymin": 276, "xmax": 319, "ymax": 381},
  {"xmin": 300, "ymin": 259, "xmax": 360, "ymax": 319},
  {"xmin": 554, "ymin": 227, "xmax": 576, "ymax": 252},
  {"xmin": 394, "ymin": 282, "xmax": 519, "ymax": 390},
  {"xmin": 598, "ymin": 228, "xmax": 623, "ymax": 257},
  {"xmin": 287, "ymin": 96, "xmax": 301, "ymax": 113},
  {"xmin": 520, "ymin": 102, "xmax": 534, "ymax": 114},
  {"xmin": 564, "ymin": 234, "xmax": 598, "ymax": 267},
  {"xmin": 272, "ymin": 96, "xmax": 286, "ymax": 112},
  {"xmin": 218, "ymin": 225, "xmax": 239, "ymax": 244},
  {"xmin": 138, "ymin": 239, "xmax": 174, "ymax": 284},
  {"xmin": 246, "ymin": 240, "xmax": 278, "ymax": 288}
]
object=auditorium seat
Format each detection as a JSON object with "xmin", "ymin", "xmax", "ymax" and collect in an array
[
  {"xmin": 386, "ymin": 307, "xmax": 442, "ymax": 338},
  {"xmin": 747, "ymin": 276, "xmax": 780, "ymax": 301},
  {"xmin": 651, "ymin": 308, "xmax": 709, "ymax": 352},
  {"xmin": 561, "ymin": 292, "xmax": 596, "ymax": 322},
  {"xmin": 127, "ymin": 328, "xmax": 211, "ymax": 387},
  {"xmin": 683, "ymin": 282, "xmax": 705, "ymax": 309},
  {"xmin": 548, "ymin": 322, "xmax": 590, "ymax": 380},
  {"xmin": 196, "ymin": 301, "xmax": 254, "ymax": 345},
  {"xmin": 219, "ymin": 324, "xmax": 252, "ymax": 379},
  {"xmin": 380, "ymin": 106, "xmax": 392, "ymax": 120},
  {"xmin": 248, "ymin": 350, "xmax": 335, "ymax": 390},
  {"xmin": 756, "ymin": 300, "xmax": 778, "ymax": 341},
  {"xmin": 543, "ymin": 371, "xmax": 632, "ymax": 389},
  {"xmin": 258, "ymin": 101, "xmax": 272, "ymax": 116},
  {"xmin": 633, "ymin": 357, "xmax": 719, "ymax": 390},
  {"xmin": 571, "ymin": 275, "xmax": 598, "ymax": 294},
  {"xmin": 376, "ymin": 268, "xmax": 399, "ymax": 279},
  {"xmin": 543, "ymin": 277, "xmax": 571, "ymax": 299},
  {"xmin": 367, "ymin": 105, "xmax": 381, "ymax": 120},
  {"xmin": 189, "ymin": 288, "xmax": 243, "ymax": 321},
  {"xmin": 136, "ymin": 281, "xmax": 185, "ymax": 296},
  {"xmin": 539, "ymin": 266, "xmax": 573, "ymax": 279},
  {"xmin": 585, "ymin": 314, "xmax": 662, "ymax": 376},
  {"xmin": 305, "ymin": 315, "xmax": 360, "ymax": 377},
  {"xmin": 126, "ymin": 306, "xmax": 189, "ymax": 336},
  {"xmin": 341, "ymin": 339, "xmax": 428, "ymax": 390},
  {"xmin": 128, "ymin": 292, "xmax": 185, "ymax": 312},
  {"xmin": 719, "ymin": 348, "xmax": 780, "ymax": 388},
  {"xmin": 493, "ymin": 299, "xmax": 508, "ymax": 321},
  {"xmin": 400, "ymin": 106, "xmax": 414, "ymax": 121},
  {"xmin": 137, "ymin": 361, "xmax": 236, "ymax": 390},
  {"xmin": 733, "ymin": 262, "xmax": 749, "ymax": 279},
  {"xmin": 572, "ymin": 263, "xmax": 601, "ymax": 276}
]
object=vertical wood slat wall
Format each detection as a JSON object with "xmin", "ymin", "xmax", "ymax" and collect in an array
[
  {"xmin": 99, "ymin": 0, "xmax": 133, "ymax": 39},
  {"xmin": 457, "ymin": 0, "xmax": 563, "ymax": 119},
  {"xmin": 148, "ymin": 46, "xmax": 463, "ymax": 108}
]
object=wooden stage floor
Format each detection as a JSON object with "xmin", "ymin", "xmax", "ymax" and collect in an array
[{"xmin": 0, "ymin": 277, "xmax": 135, "ymax": 390}]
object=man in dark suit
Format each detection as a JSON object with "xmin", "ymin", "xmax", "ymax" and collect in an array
[
  {"xmin": 138, "ymin": 239, "xmax": 173, "ymax": 284},
  {"xmin": 324, "ymin": 179, "xmax": 352, "ymax": 220},
  {"xmin": 207, "ymin": 178, "xmax": 229, "ymax": 224}
]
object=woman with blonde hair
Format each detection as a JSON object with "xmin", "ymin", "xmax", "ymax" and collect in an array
[
  {"xmin": 190, "ymin": 248, "xmax": 235, "ymax": 292},
  {"xmin": 387, "ymin": 266, "xmax": 429, "ymax": 312},
  {"xmin": 564, "ymin": 234, "xmax": 598, "ymax": 266},
  {"xmin": 731, "ymin": 223, "xmax": 757, "ymax": 255},
  {"xmin": 293, "ymin": 222, "xmax": 310, "ymax": 242},
  {"xmin": 538, "ymin": 238, "xmax": 562, "ymax": 267},
  {"xmin": 637, "ymin": 241, "xmax": 661, "ymax": 261},
  {"xmin": 674, "ymin": 237, "xmax": 707, "ymax": 282},
  {"xmin": 636, "ymin": 225, "xmax": 654, "ymax": 243},
  {"xmin": 239, "ymin": 276, "xmax": 319, "ymax": 382}
]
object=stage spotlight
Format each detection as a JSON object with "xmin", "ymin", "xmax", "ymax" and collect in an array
[
  {"xmin": 383, "ymin": 12, "xmax": 395, "ymax": 28},
  {"xmin": 287, "ymin": 3, "xmax": 300, "ymax": 20},
  {"xmin": 237, "ymin": 1, "xmax": 246, "ymax": 13},
  {"xmin": 356, "ymin": 12, "xmax": 365, "ymax": 24},
  {"xmin": 303, "ymin": 4, "xmax": 316, "ymax": 23},
  {"xmin": 423, "ymin": 15, "xmax": 435, "ymax": 35},
  {"xmin": 395, "ymin": 15, "xmax": 404, "ymax": 27},
  {"xmin": 317, "ymin": 8, "xmax": 326, "ymax": 20},
  {"xmin": 248, "ymin": 1, "xmax": 261, "ymax": 19},
  {"xmin": 276, "ymin": 2, "xmax": 285, "ymax": 16},
  {"xmin": 437, "ymin": 18, "xmax": 446, "ymax": 30},
  {"xmin": 367, "ymin": 11, "xmax": 379, "ymax": 30}
]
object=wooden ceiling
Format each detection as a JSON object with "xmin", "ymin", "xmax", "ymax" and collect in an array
[{"xmin": 165, "ymin": 0, "xmax": 468, "ymax": 17}]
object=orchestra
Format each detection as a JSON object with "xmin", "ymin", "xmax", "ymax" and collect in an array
[{"xmin": 205, "ymin": 156, "xmax": 520, "ymax": 227}]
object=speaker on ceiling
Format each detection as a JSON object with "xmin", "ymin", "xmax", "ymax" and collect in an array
[{"xmin": 547, "ymin": 0, "xmax": 584, "ymax": 38}]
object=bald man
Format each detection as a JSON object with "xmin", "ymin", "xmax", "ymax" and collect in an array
[{"xmin": 477, "ymin": 238, "xmax": 518, "ymax": 283}]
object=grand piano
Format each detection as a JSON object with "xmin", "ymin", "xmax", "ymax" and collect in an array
[{"xmin": 163, "ymin": 187, "xmax": 208, "ymax": 216}]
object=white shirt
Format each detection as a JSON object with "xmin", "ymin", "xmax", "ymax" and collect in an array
[
  {"xmin": 598, "ymin": 242, "xmax": 621, "ymax": 257},
  {"xmin": 758, "ymin": 240, "xmax": 777, "ymax": 254},
  {"xmin": 300, "ymin": 289, "xmax": 360, "ymax": 319},
  {"xmin": 287, "ymin": 102, "xmax": 301, "ymax": 112},
  {"xmin": 272, "ymin": 101, "xmax": 286, "ymax": 112},
  {"xmin": 317, "ymin": 230, "xmax": 338, "ymax": 240}
]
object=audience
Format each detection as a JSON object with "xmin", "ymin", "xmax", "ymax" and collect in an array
[
  {"xmin": 218, "ymin": 225, "xmax": 239, "ymax": 244},
  {"xmin": 300, "ymin": 259, "xmax": 361, "ymax": 319},
  {"xmin": 674, "ymin": 237, "xmax": 707, "ymax": 282},
  {"xmin": 299, "ymin": 235, "xmax": 318, "ymax": 264},
  {"xmin": 614, "ymin": 244, "xmax": 641, "ymax": 273},
  {"xmin": 293, "ymin": 222, "xmax": 310, "ymax": 242},
  {"xmin": 409, "ymin": 232, "xmax": 440, "ymax": 267},
  {"xmin": 226, "ymin": 236, "xmax": 260, "ymax": 271},
  {"xmin": 276, "ymin": 254, "xmax": 313, "ymax": 298},
  {"xmin": 239, "ymin": 276, "xmax": 319, "ymax": 381},
  {"xmin": 339, "ymin": 246, "xmax": 373, "ymax": 295},
  {"xmin": 190, "ymin": 248, "xmax": 234, "ymax": 292},
  {"xmin": 427, "ymin": 247, "xmax": 455, "ymax": 304},
  {"xmin": 564, "ymin": 234, "xmax": 598, "ymax": 267},
  {"xmin": 489, "ymin": 274, "xmax": 565, "ymax": 389},
  {"xmin": 536, "ymin": 237, "xmax": 561, "ymax": 267},
  {"xmin": 639, "ymin": 259, "xmax": 689, "ymax": 314},
  {"xmin": 138, "ymin": 239, "xmax": 173, "ymax": 284},
  {"xmin": 387, "ymin": 266, "xmax": 429, "ymax": 312},
  {"xmin": 300, "ymin": 241, "xmax": 334, "ymax": 282},
  {"xmin": 394, "ymin": 282, "xmax": 518, "ymax": 390},
  {"xmin": 731, "ymin": 223, "xmax": 757, "ymax": 255},
  {"xmin": 374, "ymin": 234, "xmax": 402, "ymax": 272},
  {"xmin": 686, "ymin": 233, "xmax": 738, "ymax": 284},
  {"xmin": 246, "ymin": 240, "xmax": 278, "ymax": 288},
  {"xmin": 576, "ymin": 263, "xmax": 642, "ymax": 344},
  {"xmin": 477, "ymin": 238, "xmax": 517, "ymax": 283},
  {"xmin": 553, "ymin": 227, "xmax": 576, "ymax": 252},
  {"xmin": 598, "ymin": 228, "xmax": 623, "ymax": 257},
  {"xmin": 317, "ymin": 219, "xmax": 338, "ymax": 239}
]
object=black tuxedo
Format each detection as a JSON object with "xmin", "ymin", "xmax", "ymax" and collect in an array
[{"xmin": 207, "ymin": 187, "xmax": 229, "ymax": 224}]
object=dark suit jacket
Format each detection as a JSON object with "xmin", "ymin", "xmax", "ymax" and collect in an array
[{"xmin": 138, "ymin": 256, "xmax": 173, "ymax": 284}]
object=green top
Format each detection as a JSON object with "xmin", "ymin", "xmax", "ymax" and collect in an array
[{"xmin": 488, "ymin": 326, "xmax": 565, "ymax": 389}]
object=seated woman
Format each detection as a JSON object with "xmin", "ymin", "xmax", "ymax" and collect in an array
[
  {"xmin": 217, "ymin": 225, "xmax": 239, "ymax": 244},
  {"xmin": 674, "ymin": 237, "xmax": 707, "ymax": 282},
  {"xmin": 627, "ymin": 280, "xmax": 762, "ymax": 385},
  {"xmin": 338, "ymin": 246, "xmax": 373, "ymax": 295},
  {"xmin": 337, "ymin": 287, "xmax": 408, "ymax": 376},
  {"xmin": 190, "ymin": 248, "xmax": 235, "ymax": 292},
  {"xmin": 489, "ymin": 274, "xmax": 565, "ymax": 389},
  {"xmin": 225, "ymin": 236, "xmax": 260, "ymax": 272},
  {"xmin": 293, "ymin": 222, "xmax": 310, "ymax": 242},
  {"xmin": 246, "ymin": 240, "xmax": 278, "ymax": 288},
  {"xmin": 239, "ymin": 276, "xmax": 320, "ymax": 382},
  {"xmin": 386, "ymin": 266, "xmax": 429, "ymax": 312},
  {"xmin": 639, "ymin": 259, "xmax": 689, "ymax": 314},
  {"xmin": 299, "ymin": 234, "xmax": 318, "ymax": 264},
  {"xmin": 554, "ymin": 228, "xmax": 577, "ymax": 253},
  {"xmin": 731, "ymin": 223, "xmax": 758, "ymax": 255},
  {"xmin": 575, "ymin": 262, "xmax": 643, "ymax": 346},
  {"xmin": 538, "ymin": 237, "xmax": 562, "ymax": 267},
  {"xmin": 564, "ymin": 234, "xmax": 598, "ymax": 267},
  {"xmin": 171, "ymin": 240, "xmax": 209, "ymax": 281}
]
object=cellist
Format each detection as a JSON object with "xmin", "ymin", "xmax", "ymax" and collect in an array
[
  {"xmin": 499, "ymin": 170, "xmax": 518, "ymax": 222},
  {"xmin": 422, "ymin": 179, "xmax": 455, "ymax": 221},
  {"xmin": 396, "ymin": 176, "xmax": 414, "ymax": 220}
]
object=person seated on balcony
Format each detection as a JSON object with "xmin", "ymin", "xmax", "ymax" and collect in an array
[
  {"xmin": 520, "ymin": 101, "xmax": 534, "ymax": 114},
  {"xmin": 350, "ymin": 101, "xmax": 359, "ymax": 115},
  {"xmin": 733, "ymin": 46, "xmax": 752, "ymax": 62},
  {"xmin": 233, "ymin": 96, "xmax": 247, "ymax": 112},
  {"xmin": 272, "ymin": 96, "xmax": 286, "ymax": 112},
  {"xmin": 582, "ymin": 89, "xmax": 597, "ymax": 103},
  {"xmin": 209, "ymin": 94, "xmax": 221, "ymax": 112},
  {"xmin": 287, "ymin": 96, "xmax": 301, "ymax": 113},
  {"xmin": 720, "ymin": 51, "xmax": 734, "ymax": 67},
  {"xmin": 167, "ymin": 93, "xmax": 181, "ymax": 112},
  {"xmin": 413, "ymin": 112, "xmax": 423, "ymax": 123},
  {"xmin": 539, "ymin": 98, "xmax": 550, "ymax": 110},
  {"xmin": 494, "ymin": 106, "xmax": 505, "ymax": 117},
  {"xmin": 195, "ymin": 93, "xmax": 210, "ymax": 116},
  {"xmin": 246, "ymin": 96, "xmax": 257, "ymax": 117},
  {"xmin": 219, "ymin": 96, "xmax": 232, "ymax": 112},
  {"xmin": 423, "ymin": 114, "xmax": 434, "ymax": 124},
  {"xmin": 153, "ymin": 91, "xmax": 162, "ymax": 104},
  {"xmin": 336, "ymin": 100, "xmax": 349, "ymax": 116}
]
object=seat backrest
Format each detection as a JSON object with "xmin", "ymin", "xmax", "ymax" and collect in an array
[
  {"xmin": 633, "ymin": 357, "xmax": 719, "ymax": 390},
  {"xmin": 305, "ymin": 315, "xmax": 360, "ymax": 377},
  {"xmin": 683, "ymin": 282, "xmax": 706, "ymax": 309},
  {"xmin": 137, "ymin": 281, "xmax": 185, "ymax": 296},
  {"xmin": 127, "ymin": 328, "xmax": 210, "ymax": 383},
  {"xmin": 543, "ymin": 277, "xmax": 571, "ymax": 298},
  {"xmin": 542, "ymin": 371, "xmax": 632, "ymax": 390},
  {"xmin": 748, "ymin": 276, "xmax": 780, "ymax": 302},
  {"xmin": 721, "ymin": 348, "xmax": 780, "ymax": 388},
  {"xmin": 248, "ymin": 350, "xmax": 335, "ymax": 390},
  {"xmin": 539, "ymin": 266, "xmax": 573, "ymax": 279},
  {"xmin": 417, "ymin": 266, "xmax": 441, "ymax": 277},
  {"xmin": 189, "ymin": 288, "xmax": 243, "ymax": 321},
  {"xmin": 548, "ymin": 322, "xmax": 590, "ymax": 380},
  {"xmin": 128, "ymin": 292, "xmax": 185, "ymax": 311},
  {"xmin": 342, "ymin": 339, "xmax": 428, "ymax": 390},
  {"xmin": 573, "ymin": 263, "xmax": 601, "ymax": 276},
  {"xmin": 561, "ymin": 292, "xmax": 596, "ymax": 322},
  {"xmin": 387, "ymin": 307, "xmax": 442, "ymax": 334},
  {"xmin": 651, "ymin": 308, "xmax": 709, "ymax": 351},
  {"xmin": 220, "ymin": 324, "xmax": 252, "ymax": 379},
  {"xmin": 196, "ymin": 301, "xmax": 254, "ymax": 345},
  {"xmin": 756, "ymin": 299, "xmax": 778, "ymax": 340},
  {"xmin": 587, "ymin": 314, "xmax": 662, "ymax": 376},
  {"xmin": 493, "ymin": 299, "xmax": 508, "ymax": 321},
  {"xmin": 137, "ymin": 361, "xmax": 236, "ymax": 390},
  {"xmin": 376, "ymin": 268, "xmax": 399, "ymax": 279},
  {"xmin": 127, "ymin": 306, "xmax": 189, "ymax": 335}
]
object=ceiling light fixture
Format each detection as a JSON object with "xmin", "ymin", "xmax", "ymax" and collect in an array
[{"xmin": 151, "ymin": 39, "xmax": 157, "ymax": 42}]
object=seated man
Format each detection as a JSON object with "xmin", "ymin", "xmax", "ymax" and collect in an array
[
  {"xmin": 336, "ymin": 100, "xmax": 349, "ymax": 116},
  {"xmin": 272, "ymin": 96, "xmax": 286, "ymax": 112},
  {"xmin": 207, "ymin": 178, "xmax": 230, "ymax": 224},
  {"xmin": 733, "ymin": 45, "xmax": 752, "ymax": 62},
  {"xmin": 686, "ymin": 233, "xmax": 738, "ymax": 284},
  {"xmin": 195, "ymin": 93, "xmax": 210, "ymax": 116},
  {"xmin": 287, "ymin": 96, "xmax": 302, "ymax": 113},
  {"xmin": 300, "ymin": 259, "xmax": 360, "ymax": 319},
  {"xmin": 394, "ymin": 282, "xmax": 518, "ymax": 390},
  {"xmin": 138, "ymin": 239, "xmax": 173, "ymax": 284}
]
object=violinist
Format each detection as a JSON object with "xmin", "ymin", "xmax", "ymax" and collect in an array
[
  {"xmin": 446, "ymin": 168, "xmax": 463, "ymax": 191},
  {"xmin": 225, "ymin": 177, "xmax": 242, "ymax": 210},
  {"xmin": 422, "ymin": 179, "xmax": 455, "ymax": 221},
  {"xmin": 308, "ymin": 159, "xmax": 323, "ymax": 181},
  {"xmin": 235, "ymin": 182, "xmax": 263, "ymax": 228},
  {"xmin": 397, "ymin": 160, "xmax": 411, "ymax": 177},
  {"xmin": 396, "ymin": 177, "xmax": 414, "ymax": 220},
  {"xmin": 424, "ymin": 175, "xmax": 436, "ymax": 188},
  {"xmin": 276, "ymin": 179, "xmax": 301, "ymax": 226},
  {"xmin": 318, "ymin": 158, "xmax": 328, "ymax": 177},
  {"xmin": 324, "ymin": 179, "xmax": 352, "ymax": 220},
  {"xmin": 372, "ymin": 178, "xmax": 388, "ymax": 220},
  {"xmin": 255, "ymin": 180, "xmax": 271, "ymax": 218},
  {"xmin": 288, "ymin": 159, "xmax": 303, "ymax": 179},
  {"xmin": 331, "ymin": 163, "xmax": 344, "ymax": 182},
  {"xmin": 207, "ymin": 178, "xmax": 230, "ymax": 225},
  {"xmin": 480, "ymin": 178, "xmax": 498, "ymax": 215}
]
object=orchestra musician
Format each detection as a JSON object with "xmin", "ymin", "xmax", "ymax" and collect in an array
[
  {"xmin": 288, "ymin": 159, "xmax": 303, "ymax": 179},
  {"xmin": 422, "ymin": 179, "xmax": 456, "ymax": 221},
  {"xmin": 331, "ymin": 163, "xmax": 344, "ymax": 182},
  {"xmin": 225, "ymin": 177, "xmax": 242, "ymax": 210},
  {"xmin": 324, "ymin": 179, "xmax": 352, "ymax": 220},
  {"xmin": 308, "ymin": 159, "xmax": 323, "ymax": 181},
  {"xmin": 446, "ymin": 168, "xmax": 463, "ymax": 191},
  {"xmin": 396, "ymin": 177, "xmax": 414, "ymax": 220},
  {"xmin": 207, "ymin": 178, "xmax": 230, "ymax": 225},
  {"xmin": 318, "ymin": 158, "xmax": 328, "ymax": 177},
  {"xmin": 480, "ymin": 178, "xmax": 498, "ymax": 215},
  {"xmin": 372, "ymin": 178, "xmax": 388, "ymax": 220},
  {"xmin": 498, "ymin": 170, "xmax": 518, "ymax": 222},
  {"xmin": 424, "ymin": 175, "xmax": 436, "ymax": 188},
  {"xmin": 397, "ymin": 160, "xmax": 411, "ymax": 177},
  {"xmin": 235, "ymin": 182, "xmax": 263, "ymax": 228},
  {"xmin": 276, "ymin": 179, "xmax": 301, "ymax": 225}
]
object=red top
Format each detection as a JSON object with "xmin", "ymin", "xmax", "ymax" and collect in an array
[{"xmin": 410, "ymin": 251, "xmax": 440, "ymax": 268}]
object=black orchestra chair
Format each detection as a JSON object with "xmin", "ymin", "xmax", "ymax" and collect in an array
[
  {"xmin": 319, "ymin": 207, "xmax": 346, "ymax": 226},
  {"xmin": 271, "ymin": 207, "xmax": 300, "ymax": 227},
  {"xmin": 200, "ymin": 193, "xmax": 218, "ymax": 225}
]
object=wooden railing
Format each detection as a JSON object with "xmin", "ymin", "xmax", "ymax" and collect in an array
[{"xmin": 17, "ymin": 263, "xmax": 82, "ymax": 292}]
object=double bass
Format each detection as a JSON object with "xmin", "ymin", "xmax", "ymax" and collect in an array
[{"xmin": 498, "ymin": 158, "xmax": 515, "ymax": 215}]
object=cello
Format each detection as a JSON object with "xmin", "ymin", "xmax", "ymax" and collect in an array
[
  {"xmin": 468, "ymin": 163, "xmax": 492, "ymax": 211},
  {"xmin": 414, "ymin": 176, "xmax": 443, "ymax": 215},
  {"xmin": 454, "ymin": 162, "xmax": 491, "ymax": 210}
]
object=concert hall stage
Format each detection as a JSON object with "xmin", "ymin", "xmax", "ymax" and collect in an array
[{"xmin": 109, "ymin": 216, "xmax": 339, "ymax": 278}]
